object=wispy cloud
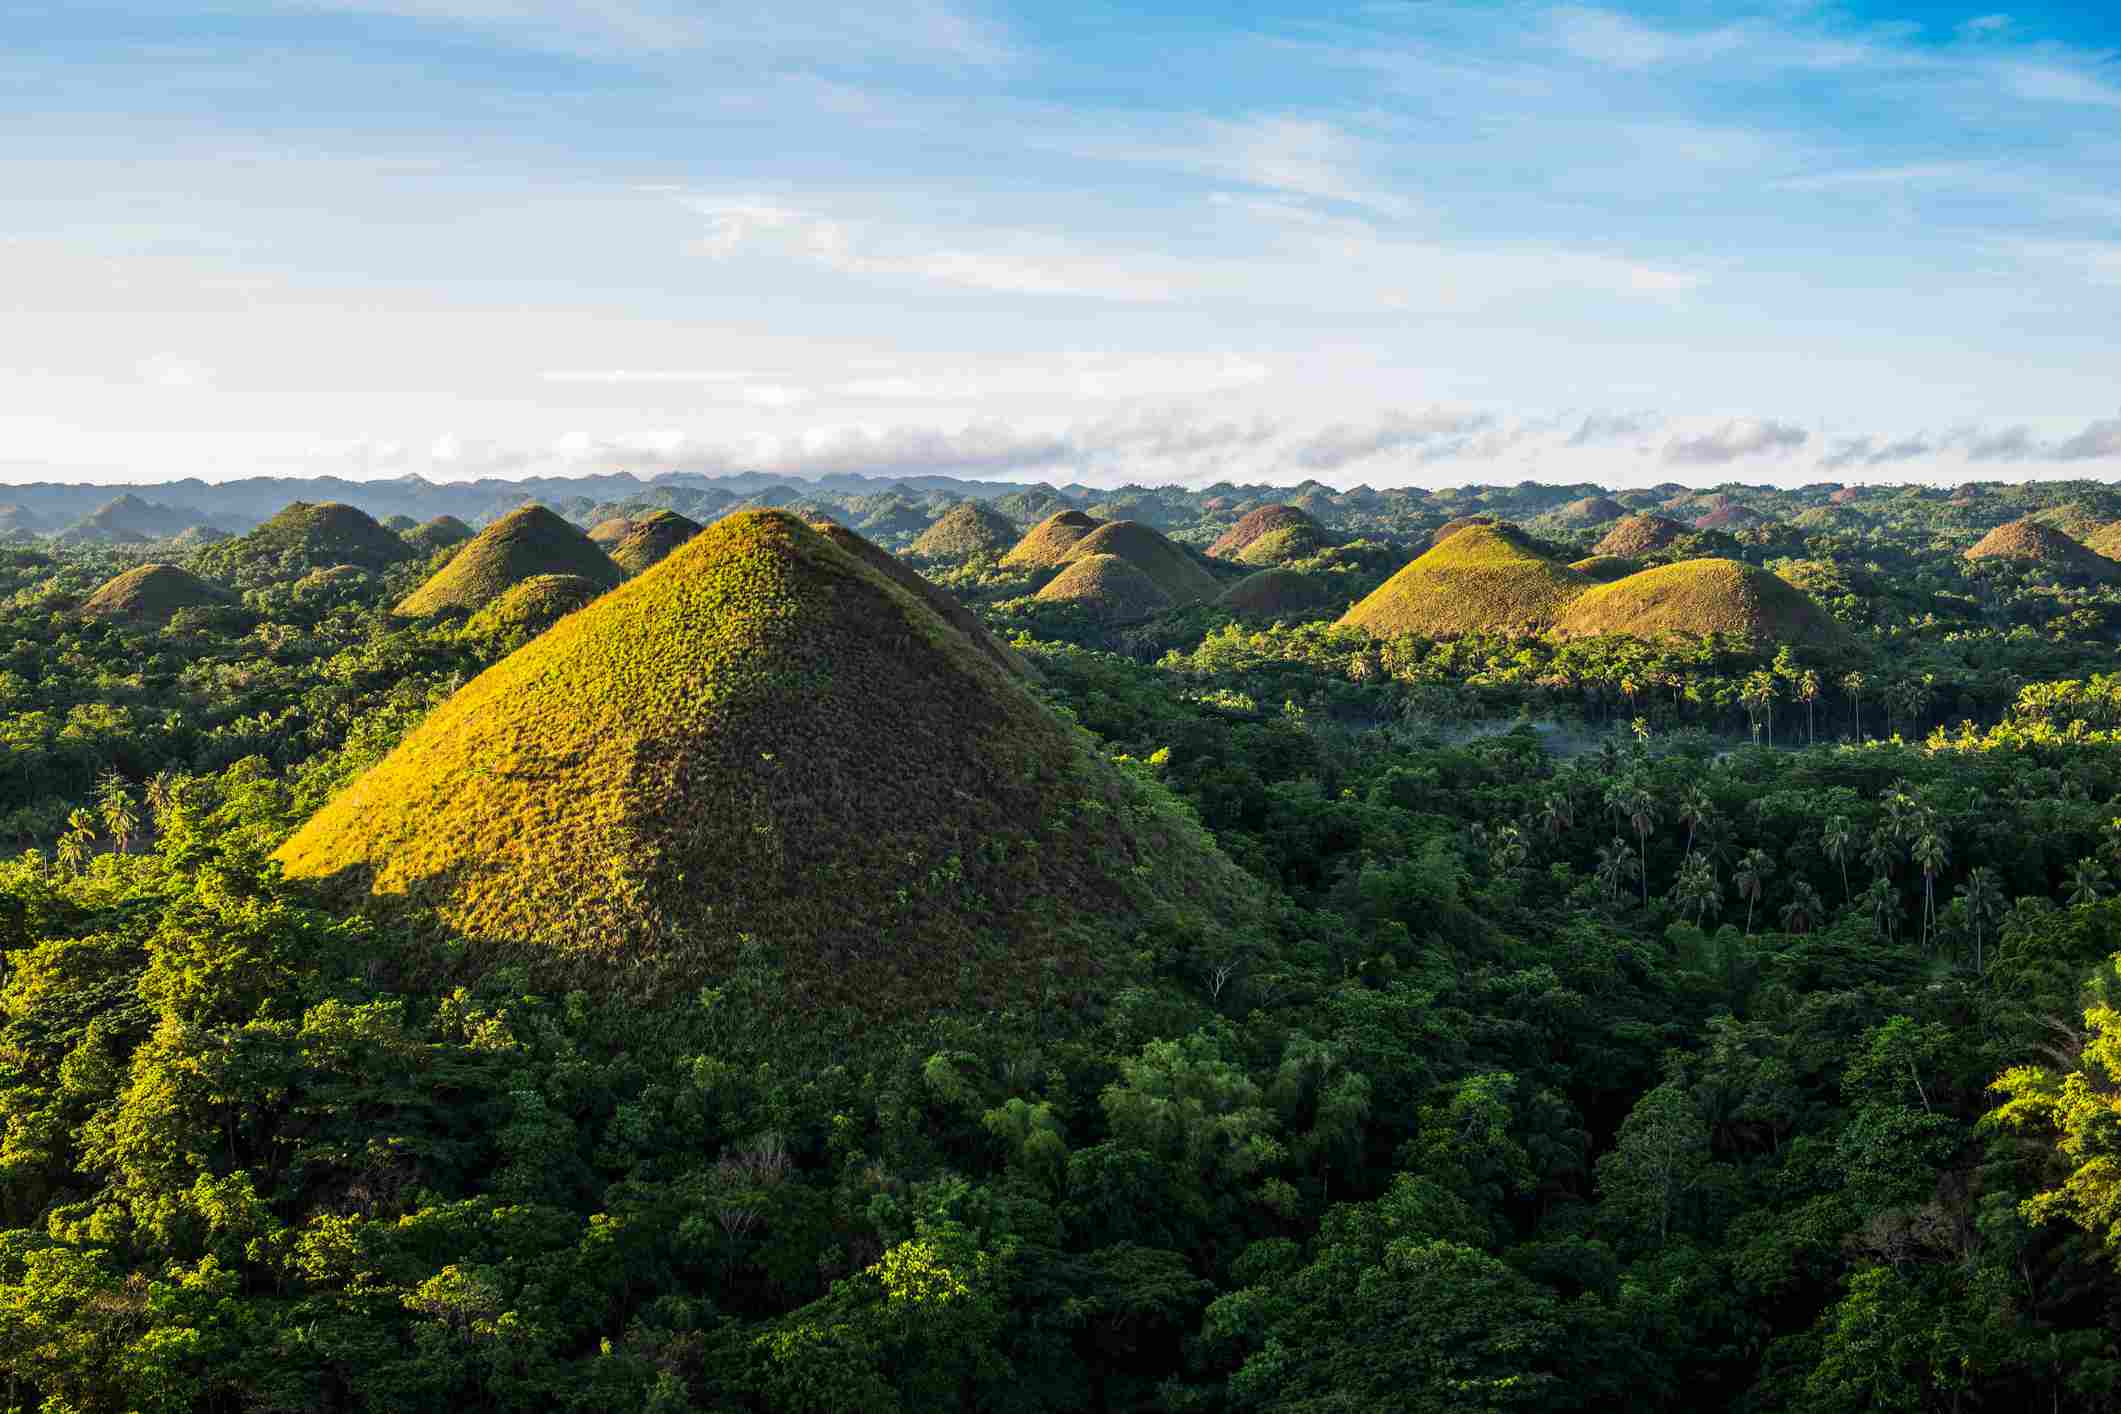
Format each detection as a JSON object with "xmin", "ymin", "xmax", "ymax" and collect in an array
[{"xmin": 1663, "ymin": 419, "xmax": 1808, "ymax": 466}]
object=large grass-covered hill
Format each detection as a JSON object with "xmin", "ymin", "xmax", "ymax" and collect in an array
[
  {"xmin": 276, "ymin": 510, "xmax": 1258, "ymax": 1013},
  {"xmin": 1554, "ymin": 558, "xmax": 1840, "ymax": 641},
  {"xmin": 395, "ymin": 505, "xmax": 624, "ymax": 617},
  {"xmin": 79, "ymin": 563, "xmax": 236, "ymax": 624},
  {"xmin": 1340, "ymin": 524, "xmax": 1592, "ymax": 636}
]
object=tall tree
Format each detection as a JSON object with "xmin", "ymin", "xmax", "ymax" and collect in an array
[{"xmin": 1735, "ymin": 848, "xmax": 1775, "ymax": 934}]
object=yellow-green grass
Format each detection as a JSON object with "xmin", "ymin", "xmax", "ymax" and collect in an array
[
  {"xmin": 276, "ymin": 509, "xmax": 1260, "ymax": 1015},
  {"xmin": 462, "ymin": 573, "xmax": 605, "ymax": 648},
  {"xmin": 1060, "ymin": 521, "xmax": 1221, "ymax": 605},
  {"xmin": 1965, "ymin": 518, "xmax": 2120, "ymax": 580},
  {"xmin": 404, "ymin": 515, "xmax": 474, "ymax": 553},
  {"xmin": 805, "ymin": 518, "xmax": 1035, "ymax": 681},
  {"xmin": 294, "ymin": 564, "xmax": 373, "ymax": 594},
  {"xmin": 1208, "ymin": 504, "xmax": 1324, "ymax": 560},
  {"xmin": 2084, "ymin": 522, "xmax": 2121, "ymax": 561},
  {"xmin": 1567, "ymin": 555, "xmax": 1639, "ymax": 583},
  {"xmin": 1235, "ymin": 523, "xmax": 1331, "ymax": 567},
  {"xmin": 1035, "ymin": 553, "xmax": 1173, "ymax": 620},
  {"xmin": 1429, "ymin": 515, "xmax": 1500, "ymax": 548},
  {"xmin": 1553, "ymin": 558, "xmax": 1840, "ymax": 642},
  {"xmin": 587, "ymin": 517, "xmax": 634, "ymax": 545},
  {"xmin": 610, "ymin": 509, "xmax": 705, "ymax": 575},
  {"xmin": 1339, "ymin": 525, "xmax": 1592, "ymax": 637},
  {"xmin": 1218, "ymin": 567, "xmax": 1334, "ymax": 619},
  {"xmin": 197, "ymin": 500, "xmax": 414, "ymax": 584},
  {"xmin": 80, "ymin": 563, "xmax": 235, "ymax": 624},
  {"xmin": 395, "ymin": 505, "xmax": 624, "ymax": 618},
  {"xmin": 1001, "ymin": 510, "xmax": 1104, "ymax": 569},
  {"xmin": 2029, "ymin": 502, "xmax": 2110, "ymax": 541},
  {"xmin": 1593, "ymin": 514, "xmax": 1690, "ymax": 557},
  {"xmin": 910, "ymin": 501, "xmax": 1020, "ymax": 559}
]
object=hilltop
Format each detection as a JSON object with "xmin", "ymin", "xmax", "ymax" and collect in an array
[
  {"xmin": 276, "ymin": 510, "xmax": 1258, "ymax": 1013},
  {"xmin": 396, "ymin": 505, "xmax": 624, "ymax": 617},
  {"xmin": 1339, "ymin": 524, "xmax": 1591, "ymax": 637},
  {"xmin": 1554, "ymin": 558, "xmax": 1840, "ymax": 641},
  {"xmin": 1035, "ymin": 553, "xmax": 1173, "ymax": 620},
  {"xmin": 53, "ymin": 494, "xmax": 207, "ymax": 546},
  {"xmin": 1593, "ymin": 514, "xmax": 1692, "ymax": 557},
  {"xmin": 1064, "ymin": 521, "xmax": 1222, "ymax": 604},
  {"xmin": 404, "ymin": 515, "xmax": 474, "ymax": 553},
  {"xmin": 463, "ymin": 573, "xmax": 606, "ymax": 649},
  {"xmin": 609, "ymin": 509, "xmax": 704, "ymax": 575},
  {"xmin": 1568, "ymin": 555, "xmax": 1638, "ymax": 583},
  {"xmin": 1208, "ymin": 505, "xmax": 1330, "ymax": 562},
  {"xmin": 79, "ymin": 563, "xmax": 236, "ymax": 624},
  {"xmin": 1964, "ymin": 518, "xmax": 2120, "ymax": 581},
  {"xmin": 805, "ymin": 518, "xmax": 1034, "ymax": 681},
  {"xmin": 1001, "ymin": 510, "xmax": 1104, "ymax": 569},
  {"xmin": 195, "ymin": 501, "xmax": 415, "ymax": 586},
  {"xmin": 1218, "ymin": 567, "xmax": 1336, "ymax": 619},
  {"xmin": 911, "ymin": 501, "xmax": 1020, "ymax": 559},
  {"xmin": 1430, "ymin": 514, "xmax": 1501, "ymax": 548}
]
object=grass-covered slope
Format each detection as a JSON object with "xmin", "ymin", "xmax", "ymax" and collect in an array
[
  {"xmin": 1218, "ymin": 567, "xmax": 1334, "ymax": 619},
  {"xmin": 1236, "ymin": 523, "xmax": 1332, "ymax": 567},
  {"xmin": 404, "ymin": 515, "xmax": 474, "ymax": 553},
  {"xmin": 79, "ymin": 563, "xmax": 235, "ymax": 624},
  {"xmin": 805, "ymin": 518, "xmax": 1035, "ymax": 681},
  {"xmin": 1568, "ymin": 555, "xmax": 1639, "ymax": 583},
  {"xmin": 276, "ymin": 510, "xmax": 1259, "ymax": 1013},
  {"xmin": 195, "ymin": 501, "xmax": 414, "ymax": 585},
  {"xmin": 462, "ymin": 573, "xmax": 605, "ymax": 648},
  {"xmin": 1339, "ymin": 524, "xmax": 1592, "ymax": 637},
  {"xmin": 395, "ymin": 505, "xmax": 624, "ymax": 617},
  {"xmin": 1594, "ymin": 514, "xmax": 1691, "ymax": 557},
  {"xmin": 910, "ymin": 501, "xmax": 1020, "ymax": 559},
  {"xmin": 609, "ymin": 510, "xmax": 704, "ymax": 576},
  {"xmin": 1001, "ymin": 510, "xmax": 1104, "ymax": 569},
  {"xmin": 1554, "ymin": 558, "xmax": 1840, "ymax": 641},
  {"xmin": 1208, "ymin": 505, "xmax": 1324, "ymax": 560},
  {"xmin": 1062, "ymin": 521, "xmax": 1221, "ymax": 605},
  {"xmin": 1035, "ymin": 553, "xmax": 1173, "ymax": 620},
  {"xmin": 1553, "ymin": 495, "xmax": 1626, "ymax": 526},
  {"xmin": 1964, "ymin": 518, "xmax": 2120, "ymax": 581},
  {"xmin": 1430, "ymin": 514, "xmax": 1500, "ymax": 548}
]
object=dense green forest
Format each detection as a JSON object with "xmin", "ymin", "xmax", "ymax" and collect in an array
[{"xmin": 11, "ymin": 474, "xmax": 2121, "ymax": 1411}]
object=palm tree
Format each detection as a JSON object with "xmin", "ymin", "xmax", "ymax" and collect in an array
[
  {"xmin": 1911, "ymin": 829, "xmax": 1949, "ymax": 948},
  {"xmin": 1962, "ymin": 866, "xmax": 2005, "ymax": 974},
  {"xmin": 1821, "ymin": 814, "xmax": 1853, "ymax": 904},
  {"xmin": 96, "ymin": 773, "xmax": 139, "ymax": 855},
  {"xmin": 1677, "ymin": 787, "xmax": 1714, "ymax": 856},
  {"xmin": 2067, "ymin": 857, "xmax": 2110, "ymax": 907},
  {"xmin": 1797, "ymin": 670, "xmax": 1821, "ymax": 746},
  {"xmin": 1595, "ymin": 836, "xmax": 1640, "ymax": 907},
  {"xmin": 1779, "ymin": 880, "xmax": 1825, "ymax": 935},
  {"xmin": 1862, "ymin": 876, "xmax": 1900, "ymax": 940},
  {"xmin": 1670, "ymin": 854, "xmax": 1722, "ymax": 927},
  {"xmin": 1539, "ymin": 792, "xmax": 1574, "ymax": 842},
  {"xmin": 1841, "ymin": 670, "xmax": 1866, "ymax": 740},
  {"xmin": 54, "ymin": 807, "xmax": 97, "ymax": 877},
  {"xmin": 1735, "ymin": 848, "xmax": 1776, "ymax": 934},
  {"xmin": 1625, "ymin": 785, "xmax": 1659, "ymax": 904}
]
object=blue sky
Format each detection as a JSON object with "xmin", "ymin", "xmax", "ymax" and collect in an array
[{"xmin": 4, "ymin": 1, "xmax": 2118, "ymax": 487}]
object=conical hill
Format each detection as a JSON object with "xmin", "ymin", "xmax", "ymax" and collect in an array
[
  {"xmin": 1219, "ymin": 568, "xmax": 1334, "ymax": 619},
  {"xmin": 1062, "ymin": 521, "xmax": 1221, "ymax": 605},
  {"xmin": 609, "ymin": 510, "xmax": 704, "ymax": 575},
  {"xmin": 911, "ymin": 502, "xmax": 1019, "ymax": 559},
  {"xmin": 1208, "ymin": 505, "xmax": 1328, "ymax": 561},
  {"xmin": 1553, "ymin": 558, "xmax": 1841, "ymax": 641},
  {"xmin": 1001, "ymin": 510, "xmax": 1103, "ymax": 569},
  {"xmin": 1567, "ymin": 555, "xmax": 1638, "ymax": 584},
  {"xmin": 275, "ymin": 511, "xmax": 1259, "ymax": 1013},
  {"xmin": 395, "ymin": 505, "xmax": 624, "ymax": 617},
  {"xmin": 1035, "ymin": 554, "xmax": 1172, "ymax": 620},
  {"xmin": 80, "ymin": 563, "xmax": 236, "ymax": 624},
  {"xmin": 1964, "ymin": 518, "xmax": 2120, "ymax": 581},
  {"xmin": 1339, "ymin": 525, "xmax": 1591, "ymax": 637},
  {"xmin": 1593, "ymin": 514, "xmax": 1689, "ymax": 557},
  {"xmin": 196, "ymin": 501, "xmax": 413, "ymax": 585},
  {"xmin": 405, "ymin": 515, "xmax": 474, "ymax": 553},
  {"xmin": 463, "ymin": 573, "xmax": 605, "ymax": 648}
]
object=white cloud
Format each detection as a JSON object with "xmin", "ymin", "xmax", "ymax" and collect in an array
[
  {"xmin": 542, "ymin": 369, "xmax": 760, "ymax": 384},
  {"xmin": 1542, "ymin": 7, "xmax": 1744, "ymax": 70},
  {"xmin": 1662, "ymin": 418, "xmax": 1808, "ymax": 465},
  {"xmin": 136, "ymin": 353, "xmax": 215, "ymax": 389},
  {"xmin": 2008, "ymin": 239, "xmax": 2121, "ymax": 285},
  {"xmin": 2000, "ymin": 63, "xmax": 2121, "ymax": 108},
  {"xmin": 1958, "ymin": 14, "xmax": 2013, "ymax": 38}
]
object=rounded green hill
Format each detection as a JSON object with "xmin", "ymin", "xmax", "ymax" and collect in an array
[
  {"xmin": 395, "ymin": 505, "xmax": 624, "ymax": 618},
  {"xmin": 1062, "ymin": 521, "xmax": 1221, "ymax": 605},
  {"xmin": 274, "ymin": 510, "xmax": 1259, "ymax": 1013},
  {"xmin": 587, "ymin": 517, "xmax": 634, "ymax": 545},
  {"xmin": 80, "ymin": 563, "xmax": 236, "ymax": 624},
  {"xmin": 1002, "ymin": 510, "xmax": 1104, "ymax": 569},
  {"xmin": 1593, "ymin": 514, "xmax": 1690, "ymax": 557},
  {"xmin": 404, "ymin": 515, "xmax": 475, "ymax": 553},
  {"xmin": 1236, "ymin": 523, "xmax": 1330, "ymax": 567},
  {"xmin": 1035, "ymin": 553, "xmax": 1173, "ymax": 620},
  {"xmin": 1430, "ymin": 515, "xmax": 1500, "ymax": 548},
  {"xmin": 1219, "ymin": 568, "xmax": 1334, "ymax": 619},
  {"xmin": 1208, "ymin": 505, "xmax": 1326, "ymax": 561},
  {"xmin": 195, "ymin": 501, "xmax": 414, "ymax": 585},
  {"xmin": 1964, "ymin": 518, "xmax": 2120, "ymax": 581},
  {"xmin": 1339, "ymin": 524, "xmax": 1591, "ymax": 637},
  {"xmin": 1553, "ymin": 496, "xmax": 1626, "ymax": 526},
  {"xmin": 911, "ymin": 501, "xmax": 1020, "ymax": 560},
  {"xmin": 610, "ymin": 510, "xmax": 704, "ymax": 576},
  {"xmin": 1553, "ymin": 558, "xmax": 1839, "ymax": 641},
  {"xmin": 463, "ymin": 573, "xmax": 605, "ymax": 648},
  {"xmin": 1568, "ymin": 554, "xmax": 1639, "ymax": 583}
]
